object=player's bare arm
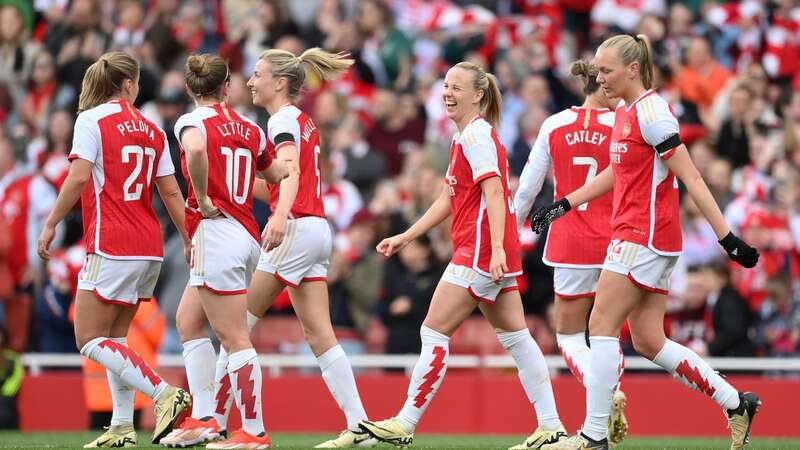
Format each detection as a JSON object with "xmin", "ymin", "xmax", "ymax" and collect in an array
[
  {"xmin": 480, "ymin": 175, "xmax": 508, "ymax": 282},
  {"xmin": 259, "ymin": 156, "xmax": 290, "ymax": 184},
  {"xmin": 155, "ymin": 174, "xmax": 190, "ymax": 263},
  {"xmin": 182, "ymin": 126, "xmax": 220, "ymax": 218},
  {"xmin": 376, "ymin": 188, "xmax": 450, "ymax": 257},
  {"xmin": 252, "ymin": 177, "xmax": 270, "ymax": 203},
  {"xmin": 663, "ymin": 144, "xmax": 759, "ymax": 267},
  {"xmin": 37, "ymin": 159, "xmax": 93, "ymax": 260},
  {"xmin": 263, "ymin": 144, "xmax": 299, "ymax": 251}
]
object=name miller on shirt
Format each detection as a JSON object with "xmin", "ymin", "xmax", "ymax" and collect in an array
[
  {"xmin": 302, "ymin": 120, "xmax": 316, "ymax": 142},
  {"xmin": 217, "ymin": 121, "xmax": 251, "ymax": 140},
  {"xmin": 117, "ymin": 120, "xmax": 155, "ymax": 140},
  {"xmin": 565, "ymin": 130, "xmax": 607, "ymax": 147}
]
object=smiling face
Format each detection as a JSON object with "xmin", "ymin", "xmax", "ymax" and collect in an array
[
  {"xmin": 247, "ymin": 58, "xmax": 282, "ymax": 108},
  {"xmin": 594, "ymin": 46, "xmax": 635, "ymax": 101},
  {"xmin": 442, "ymin": 67, "xmax": 482, "ymax": 126}
]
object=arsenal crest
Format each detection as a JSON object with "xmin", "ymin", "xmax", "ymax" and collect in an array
[{"xmin": 622, "ymin": 122, "xmax": 631, "ymax": 138}]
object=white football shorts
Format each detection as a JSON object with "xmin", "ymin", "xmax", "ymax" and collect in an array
[
  {"xmin": 602, "ymin": 239, "xmax": 678, "ymax": 295},
  {"xmin": 77, "ymin": 254, "xmax": 160, "ymax": 306},
  {"xmin": 189, "ymin": 217, "xmax": 260, "ymax": 295},
  {"xmin": 553, "ymin": 267, "xmax": 601, "ymax": 298},
  {"xmin": 440, "ymin": 263, "xmax": 519, "ymax": 303},
  {"xmin": 256, "ymin": 216, "xmax": 332, "ymax": 287}
]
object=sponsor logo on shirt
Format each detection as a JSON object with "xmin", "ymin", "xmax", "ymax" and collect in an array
[
  {"xmin": 446, "ymin": 174, "xmax": 457, "ymax": 197},
  {"xmin": 610, "ymin": 141, "xmax": 628, "ymax": 164}
]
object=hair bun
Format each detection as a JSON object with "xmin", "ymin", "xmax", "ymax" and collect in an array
[
  {"xmin": 187, "ymin": 55, "xmax": 210, "ymax": 77},
  {"xmin": 570, "ymin": 60, "xmax": 588, "ymax": 78}
]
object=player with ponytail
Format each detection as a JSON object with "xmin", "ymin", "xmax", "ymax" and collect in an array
[
  {"xmin": 360, "ymin": 61, "xmax": 567, "ymax": 449},
  {"xmin": 534, "ymin": 35, "xmax": 761, "ymax": 450}
]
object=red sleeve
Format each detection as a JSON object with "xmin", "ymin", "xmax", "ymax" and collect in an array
[{"xmin": 256, "ymin": 151, "xmax": 273, "ymax": 171}]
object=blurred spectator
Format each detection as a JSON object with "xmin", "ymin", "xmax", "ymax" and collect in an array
[
  {"xmin": 300, "ymin": 0, "xmax": 347, "ymax": 50},
  {"xmin": 321, "ymin": 147, "xmax": 364, "ymax": 232},
  {"xmin": 677, "ymin": 36, "xmax": 733, "ymax": 111},
  {"xmin": 36, "ymin": 209, "xmax": 82, "ymax": 353},
  {"xmin": 239, "ymin": 0, "xmax": 298, "ymax": 72},
  {"xmin": 366, "ymin": 89, "xmax": 425, "ymax": 176},
  {"xmin": 329, "ymin": 209, "xmax": 384, "ymax": 340},
  {"xmin": 716, "ymin": 85, "xmax": 755, "ymax": 169},
  {"xmin": 330, "ymin": 113, "xmax": 386, "ymax": 196},
  {"xmin": 0, "ymin": 327, "xmax": 22, "ymax": 429},
  {"xmin": 12, "ymin": 50, "xmax": 75, "ymax": 137},
  {"xmin": 376, "ymin": 234, "xmax": 442, "ymax": 355},
  {"xmin": 510, "ymin": 105, "xmax": 548, "ymax": 176},
  {"xmin": 355, "ymin": 0, "xmax": 413, "ymax": 91},
  {"xmin": 702, "ymin": 262, "xmax": 755, "ymax": 357},
  {"xmin": 0, "ymin": 2, "xmax": 40, "ymax": 102},
  {"xmin": 0, "ymin": 137, "xmax": 20, "ymax": 197},
  {"xmin": 681, "ymin": 197, "xmax": 726, "ymax": 267},
  {"xmin": 24, "ymin": 107, "xmax": 73, "ymax": 174},
  {"xmin": 313, "ymin": 89, "xmax": 348, "ymax": 144},
  {"xmin": 173, "ymin": 3, "xmax": 221, "ymax": 55},
  {"xmin": 755, "ymin": 272, "xmax": 799, "ymax": 356},
  {"xmin": 44, "ymin": 0, "xmax": 109, "ymax": 93},
  {"xmin": 591, "ymin": 0, "xmax": 666, "ymax": 32},
  {"xmin": 707, "ymin": 157, "xmax": 735, "ymax": 210},
  {"xmin": 0, "ymin": 147, "xmax": 61, "ymax": 352},
  {"xmin": 111, "ymin": 0, "xmax": 145, "ymax": 54},
  {"xmin": 142, "ymin": 0, "xmax": 184, "ymax": 71},
  {"xmin": 667, "ymin": 265, "xmax": 711, "ymax": 355}
]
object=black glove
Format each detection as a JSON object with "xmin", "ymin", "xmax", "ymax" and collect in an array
[
  {"xmin": 719, "ymin": 232, "xmax": 759, "ymax": 268},
  {"xmin": 530, "ymin": 198, "xmax": 571, "ymax": 234}
]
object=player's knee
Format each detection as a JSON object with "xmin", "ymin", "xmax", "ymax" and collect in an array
[
  {"xmin": 74, "ymin": 323, "xmax": 109, "ymax": 351},
  {"xmin": 301, "ymin": 323, "xmax": 336, "ymax": 354},
  {"xmin": 176, "ymin": 311, "xmax": 207, "ymax": 343},
  {"xmin": 215, "ymin": 328, "xmax": 250, "ymax": 353},
  {"xmin": 75, "ymin": 332, "xmax": 100, "ymax": 352},
  {"xmin": 631, "ymin": 335, "xmax": 661, "ymax": 360},
  {"xmin": 556, "ymin": 312, "xmax": 587, "ymax": 335}
]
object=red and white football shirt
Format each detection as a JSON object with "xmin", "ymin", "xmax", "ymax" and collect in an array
[
  {"xmin": 0, "ymin": 173, "xmax": 57, "ymax": 284},
  {"xmin": 516, "ymin": 107, "xmax": 614, "ymax": 267},
  {"xmin": 69, "ymin": 100, "xmax": 174, "ymax": 260},
  {"xmin": 609, "ymin": 90, "xmax": 682, "ymax": 255},
  {"xmin": 265, "ymin": 103, "xmax": 325, "ymax": 219},
  {"xmin": 447, "ymin": 115, "xmax": 522, "ymax": 277},
  {"xmin": 174, "ymin": 103, "xmax": 269, "ymax": 243}
]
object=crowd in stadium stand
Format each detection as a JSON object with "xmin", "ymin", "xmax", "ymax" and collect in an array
[{"xmin": 0, "ymin": 0, "xmax": 798, "ymax": 362}]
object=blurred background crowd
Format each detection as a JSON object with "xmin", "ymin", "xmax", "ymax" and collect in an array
[{"xmin": 0, "ymin": 0, "xmax": 799, "ymax": 377}]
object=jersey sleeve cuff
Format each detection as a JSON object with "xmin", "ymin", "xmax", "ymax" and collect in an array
[
  {"xmin": 68, "ymin": 152, "xmax": 94, "ymax": 163},
  {"xmin": 274, "ymin": 140, "xmax": 295, "ymax": 152},
  {"xmin": 155, "ymin": 167, "xmax": 176, "ymax": 177},
  {"xmin": 473, "ymin": 170, "xmax": 500, "ymax": 184}
]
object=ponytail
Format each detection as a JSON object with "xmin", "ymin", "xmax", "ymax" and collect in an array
[
  {"xmin": 298, "ymin": 48, "xmax": 354, "ymax": 81},
  {"xmin": 569, "ymin": 59, "xmax": 600, "ymax": 95},
  {"xmin": 78, "ymin": 52, "xmax": 139, "ymax": 113},
  {"xmin": 259, "ymin": 47, "xmax": 354, "ymax": 101},
  {"xmin": 634, "ymin": 34, "xmax": 654, "ymax": 90},
  {"xmin": 185, "ymin": 53, "xmax": 229, "ymax": 100}
]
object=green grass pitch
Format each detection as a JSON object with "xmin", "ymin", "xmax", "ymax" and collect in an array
[{"xmin": 1, "ymin": 432, "xmax": 799, "ymax": 449}]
